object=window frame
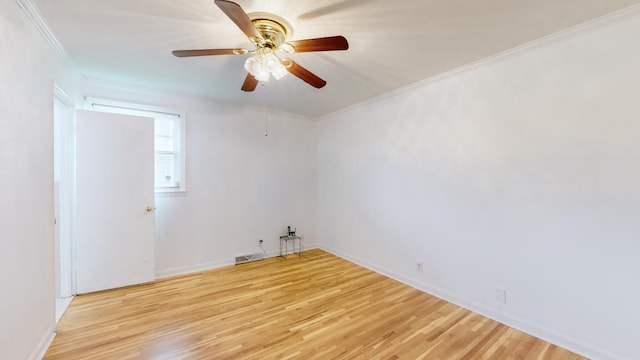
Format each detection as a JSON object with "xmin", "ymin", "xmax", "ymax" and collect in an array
[{"xmin": 83, "ymin": 97, "xmax": 187, "ymax": 193}]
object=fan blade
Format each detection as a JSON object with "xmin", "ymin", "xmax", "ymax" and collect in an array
[
  {"xmin": 282, "ymin": 59, "xmax": 326, "ymax": 89},
  {"xmin": 288, "ymin": 36, "xmax": 348, "ymax": 53},
  {"xmin": 241, "ymin": 73, "xmax": 259, "ymax": 92},
  {"xmin": 172, "ymin": 49, "xmax": 247, "ymax": 57},
  {"xmin": 214, "ymin": 0, "xmax": 264, "ymax": 43}
]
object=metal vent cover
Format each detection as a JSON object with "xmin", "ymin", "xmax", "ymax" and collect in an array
[{"xmin": 234, "ymin": 253, "xmax": 264, "ymax": 265}]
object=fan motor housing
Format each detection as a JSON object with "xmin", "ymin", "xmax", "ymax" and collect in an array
[{"xmin": 248, "ymin": 12, "xmax": 293, "ymax": 49}]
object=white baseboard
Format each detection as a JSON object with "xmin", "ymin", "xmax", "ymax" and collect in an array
[
  {"xmin": 318, "ymin": 245, "xmax": 623, "ymax": 360},
  {"xmin": 154, "ymin": 248, "xmax": 302, "ymax": 279},
  {"xmin": 29, "ymin": 324, "xmax": 56, "ymax": 360},
  {"xmin": 155, "ymin": 241, "xmax": 322, "ymax": 279},
  {"xmin": 155, "ymin": 259, "xmax": 234, "ymax": 279}
]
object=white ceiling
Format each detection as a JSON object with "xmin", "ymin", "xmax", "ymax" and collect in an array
[{"xmin": 33, "ymin": 0, "xmax": 640, "ymax": 117}]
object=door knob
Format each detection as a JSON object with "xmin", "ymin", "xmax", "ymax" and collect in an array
[{"xmin": 146, "ymin": 206, "xmax": 154, "ymax": 212}]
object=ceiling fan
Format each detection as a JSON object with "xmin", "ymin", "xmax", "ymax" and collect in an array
[{"xmin": 172, "ymin": 0, "xmax": 349, "ymax": 92}]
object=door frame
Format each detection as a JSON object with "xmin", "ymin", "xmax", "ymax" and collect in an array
[{"xmin": 53, "ymin": 83, "xmax": 76, "ymax": 311}]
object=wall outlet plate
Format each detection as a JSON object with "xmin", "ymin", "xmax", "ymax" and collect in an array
[{"xmin": 496, "ymin": 288, "xmax": 507, "ymax": 303}]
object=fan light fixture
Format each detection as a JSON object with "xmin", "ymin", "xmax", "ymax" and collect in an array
[
  {"xmin": 172, "ymin": 1, "xmax": 349, "ymax": 91},
  {"xmin": 244, "ymin": 48, "xmax": 288, "ymax": 82}
]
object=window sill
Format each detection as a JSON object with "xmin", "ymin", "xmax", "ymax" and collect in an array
[{"xmin": 155, "ymin": 187, "xmax": 187, "ymax": 196}]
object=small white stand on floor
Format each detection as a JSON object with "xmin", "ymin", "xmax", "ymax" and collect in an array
[{"xmin": 279, "ymin": 235, "xmax": 303, "ymax": 258}]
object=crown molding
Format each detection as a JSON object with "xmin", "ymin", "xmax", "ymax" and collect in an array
[
  {"xmin": 15, "ymin": 0, "xmax": 66, "ymax": 55},
  {"xmin": 320, "ymin": 2, "xmax": 640, "ymax": 121},
  {"xmin": 54, "ymin": 83, "xmax": 74, "ymax": 107}
]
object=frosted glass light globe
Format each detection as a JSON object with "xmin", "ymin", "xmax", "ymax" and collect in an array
[{"xmin": 272, "ymin": 63, "xmax": 288, "ymax": 80}]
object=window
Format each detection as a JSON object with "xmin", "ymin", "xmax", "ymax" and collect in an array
[{"xmin": 85, "ymin": 98, "xmax": 186, "ymax": 192}]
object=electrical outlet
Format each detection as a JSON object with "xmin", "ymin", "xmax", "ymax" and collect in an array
[
  {"xmin": 416, "ymin": 262, "xmax": 424, "ymax": 272},
  {"xmin": 496, "ymin": 288, "xmax": 507, "ymax": 303}
]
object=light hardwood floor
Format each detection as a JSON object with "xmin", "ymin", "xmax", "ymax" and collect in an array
[{"xmin": 45, "ymin": 249, "xmax": 585, "ymax": 359}]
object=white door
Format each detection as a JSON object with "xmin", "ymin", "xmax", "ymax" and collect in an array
[{"xmin": 76, "ymin": 109, "xmax": 155, "ymax": 294}]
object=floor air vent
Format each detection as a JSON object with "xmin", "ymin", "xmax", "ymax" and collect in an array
[{"xmin": 235, "ymin": 253, "xmax": 264, "ymax": 265}]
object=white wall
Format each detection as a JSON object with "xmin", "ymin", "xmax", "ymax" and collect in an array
[
  {"xmin": 0, "ymin": 1, "xmax": 77, "ymax": 359},
  {"xmin": 318, "ymin": 8, "xmax": 640, "ymax": 360},
  {"xmin": 80, "ymin": 79, "xmax": 318, "ymax": 277},
  {"xmin": 6, "ymin": 0, "xmax": 638, "ymax": 358}
]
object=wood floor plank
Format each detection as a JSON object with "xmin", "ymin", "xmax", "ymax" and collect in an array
[{"xmin": 44, "ymin": 249, "xmax": 585, "ymax": 359}]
